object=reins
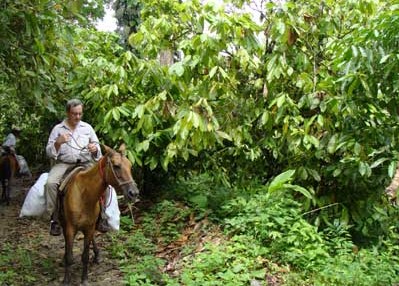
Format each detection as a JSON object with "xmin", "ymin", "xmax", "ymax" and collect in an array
[
  {"xmin": 98, "ymin": 153, "xmax": 134, "ymax": 208},
  {"xmin": 98, "ymin": 152, "xmax": 134, "ymax": 189},
  {"xmin": 98, "ymin": 156, "xmax": 112, "ymax": 208},
  {"xmin": 98, "ymin": 156, "xmax": 107, "ymax": 186}
]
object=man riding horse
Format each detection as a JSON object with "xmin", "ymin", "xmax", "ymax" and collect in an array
[
  {"xmin": 2, "ymin": 125, "xmax": 21, "ymax": 158},
  {"xmin": 45, "ymin": 99, "xmax": 109, "ymax": 236},
  {"xmin": 0, "ymin": 126, "xmax": 21, "ymax": 204}
]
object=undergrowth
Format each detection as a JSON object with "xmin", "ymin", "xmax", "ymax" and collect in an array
[
  {"xmin": 0, "ymin": 241, "xmax": 58, "ymax": 285},
  {"xmin": 107, "ymin": 172, "xmax": 399, "ymax": 285}
]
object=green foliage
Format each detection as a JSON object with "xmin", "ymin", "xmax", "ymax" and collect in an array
[
  {"xmin": 166, "ymin": 172, "xmax": 233, "ymax": 217},
  {"xmin": 0, "ymin": 0, "xmax": 109, "ymax": 164},
  {"xmin": 62, "ymin": 0, "xmax": 397, "ymax": 245},
  {"xmin": 108, "ymin": 201, "xmax": 193, "ymax": 284},
  {"xmin": 108, "ymin": 227, "xmax": 167, "ymax": 285},
  {"xmin": 223, "ymin": 184, "xmax": 328, "ymax": 270},
  {"xmin": 312, "ymin": 248, "xmax": 399, "ymax": 286},
  {"xmin": 0, "ymin": 242, "xmax": 57, "ymax": 285},
  {"xmin": 108, "ymin": 228, "xmax": 156, "ymax": 259},
  {"xmin": 2, "ymin": 0, "xmax": 399, "ymax": 283},
  {"xmin": 108, "ymin": 170, "xmax": 399, "ymax": 285},
  {"xmin": 141, "ymin": 200, "xmax": 192, "ymax": 245},
  {"xmin": 179, "ymin": 235, "xmax": 267, "ymax": 285},
  {"xmin": 112, "ymin": 0, "xmax": 142, "ymax": 47},
  {"xmin": 1, "ymin": 0, "xmax": 398, "ymax": 235},
  {"xmin": 122, "ymin": 255, "xmax": 167, "ymax": 286}
]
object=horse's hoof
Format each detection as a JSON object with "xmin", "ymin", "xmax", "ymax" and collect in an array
[
  {"xmin": 60, "ymin": 260, "xmax": 74, "ymax": 267},
  {"xmin": 93, "ymin": 257, "xmax": 102, "ymax": 264},
  {"xmin": 80, "ymin": 280, "xmax": 89, "ymax": 286}
]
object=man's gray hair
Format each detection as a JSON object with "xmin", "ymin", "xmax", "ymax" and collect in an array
[{"xmin": 66, "ymin": 98, "xmax": 83, "ymax": 112}]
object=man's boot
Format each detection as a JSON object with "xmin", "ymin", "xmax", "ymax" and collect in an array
[
  {"xmin": 50, "ymin": 215, "xmax": 62, "ymax": 236},
  {"xmin": 50, "ymin": 195, "xmax": 62, "ymax": 236}
]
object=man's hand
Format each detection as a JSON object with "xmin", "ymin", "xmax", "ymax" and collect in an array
[
  {"xmin": 54, "ymin": 133, "xmax": 71, "ymax": 151},
  {"xmin": 87, "ymin": 143, "xmax": 97, "ymax": 155},
  {"xmin": 56, "ymin": 133, "xmax": 71, "ymax": 145}
]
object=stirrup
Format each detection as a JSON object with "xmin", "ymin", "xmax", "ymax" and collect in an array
[{"xmin": 50, "ymin": 220, "xmax": 62, "ymax": 236}]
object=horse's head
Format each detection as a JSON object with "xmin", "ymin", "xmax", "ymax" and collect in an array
[{"xmin": 102, "ymin": 144, "xmax": 140, "ymax": 203}]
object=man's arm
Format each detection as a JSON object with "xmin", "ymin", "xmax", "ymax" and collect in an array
[
  {"xmin": 46, "ymin": 126, "xmax": 62, "ymax": 159},
  {"xmin": 88, "ymin": 125, "xmax": 102, "ymax": 160},
  {"xmin": 3, "ymin": 133, "xmax": 16, "ymax": 148}
]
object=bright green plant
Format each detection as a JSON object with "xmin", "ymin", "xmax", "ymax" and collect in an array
[
  {"xmin": 140, "ymin": 200, "xmax": 192, "ymax": 245},
  {"xmin": 166, "ymin": 172, "xmax": 234, "ymax": 218},
  {"xmin": 178, "ymin": 235, "xmax": 268, "ymax": 286},
  {"xmin": 122, "ymin": 255, "xmax": 167, "ymax": 286},
  {"xmin": 107, "ymin": 223, "xmax": 167, "ymax": 285},
  {"xmin": 108, "ymin": 200, "xmax": 195, "ymax": 284},
  {"xmin": 312, "ymin": 247, "xmax": 399, "ymax": 286},
  {"xmin": 0, "ymin": 242, "xmax": 58, "ymax": 285},
  {"xmin": 223, "ymin": 171, "xmax": 329, "ymax": 270}
]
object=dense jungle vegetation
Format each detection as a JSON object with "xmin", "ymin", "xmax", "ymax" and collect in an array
[{"xmin": 1, "ymin": 0, "xmax": 399, "ymax": 285}]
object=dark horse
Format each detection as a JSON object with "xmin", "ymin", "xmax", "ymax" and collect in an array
[
  {"xmin": 0, "ymin": 151, "xmax": 19, "ymax": 205},
  {"xmin": 59, "ymin": 144, "xmax": 139, "ymax": 285}
]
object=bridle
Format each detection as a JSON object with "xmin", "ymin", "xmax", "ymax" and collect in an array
[{"xmin": 98, "ymin": 153, "xmax": 134, "ymax": 188}]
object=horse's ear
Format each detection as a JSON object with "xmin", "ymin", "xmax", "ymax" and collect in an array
[
  {"xmin": 118, "ymin": 143, "xmax": 127, "ymax": 156},
  {"xmin": 100, "ymin": 144, "xmax": 112, "ymax": 155}
]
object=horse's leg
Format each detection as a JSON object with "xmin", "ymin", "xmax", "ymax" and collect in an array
[
  {"xmin": 81, "ymin": 229, "xmax": 95, "ymax": 285},
  {"xmin": 4, "ymin": 179, "xmax": 10, "ymax": 205},
  {"xmin": 92, "ymin": 235, "xmax": 101, "ymax": 264},
  {"xmin": 63, "ymin": 226, "xmax": 75, "ymax": 286},
  {"xmin": 0, "ymin": 180, "xmax": 5, "ymax": 202},
  {"xmin": 7, "ymin": 173, "xmax": 16, "ymax": 205}
]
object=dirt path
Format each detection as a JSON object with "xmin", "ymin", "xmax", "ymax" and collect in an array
[{"xmin": 0, "ymin": 175, "xmax": 125, "ymax": 286}]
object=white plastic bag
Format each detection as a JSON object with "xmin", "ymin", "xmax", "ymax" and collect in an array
[
  {"xmin": 19, "ymin": 173, "xmax": 48, "ymax": 217},
  {"xmin": 104, "ymin": 186, "xmax": 121, "ymax": 231},
  {"xmin": 16, "ymin": 155, "xmax": 32, "ymax": 177}
]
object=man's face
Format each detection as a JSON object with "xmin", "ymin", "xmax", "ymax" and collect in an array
[{"xmin": 67, "ymin": 105, "xmax": 83, "ymax": 127}]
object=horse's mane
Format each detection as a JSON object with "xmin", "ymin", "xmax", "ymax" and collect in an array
[{"xmin": 80, "ymin": 160, "xmax": 100, "ymax": 175}]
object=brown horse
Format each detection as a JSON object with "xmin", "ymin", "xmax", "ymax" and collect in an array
[
  {"xmin": 59, "ymin": 144, "xmax": 139, "ymax": 285},
  {"xmin": 0, "ymin": 152, "xmax": 19, "ymax": 205}
]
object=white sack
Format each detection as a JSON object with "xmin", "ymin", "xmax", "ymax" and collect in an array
[
  {"xmin": 16, "ymin": 155, "xmax": 32, "ymax": 177},
  {"xmin": 104, "ymin": 186, "xmax": 121, "ymax": 231},
  {"xmin": 19, "ymin": 173, "xmax": 48, "ymax": 217}
]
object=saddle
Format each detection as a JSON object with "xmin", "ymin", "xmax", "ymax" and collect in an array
[
  {"xmin": 56, "ymin": 166, "xmax": 85, "ymax": 223},
  {"xmin": 58, "ymin": 166, "xmax": 85, "ymax": 194}
]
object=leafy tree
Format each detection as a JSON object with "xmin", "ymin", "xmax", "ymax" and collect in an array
[
  {"xmin": 112, "ymin": 0, "xmax": 142, "ymax": 48},
  {"xmin": 68, "ymin": 0, "xmax": 399, "ymax": 240},
  {"xmin": 0, "ymin": 0, "xmax": 108, "ymax": 163}
]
